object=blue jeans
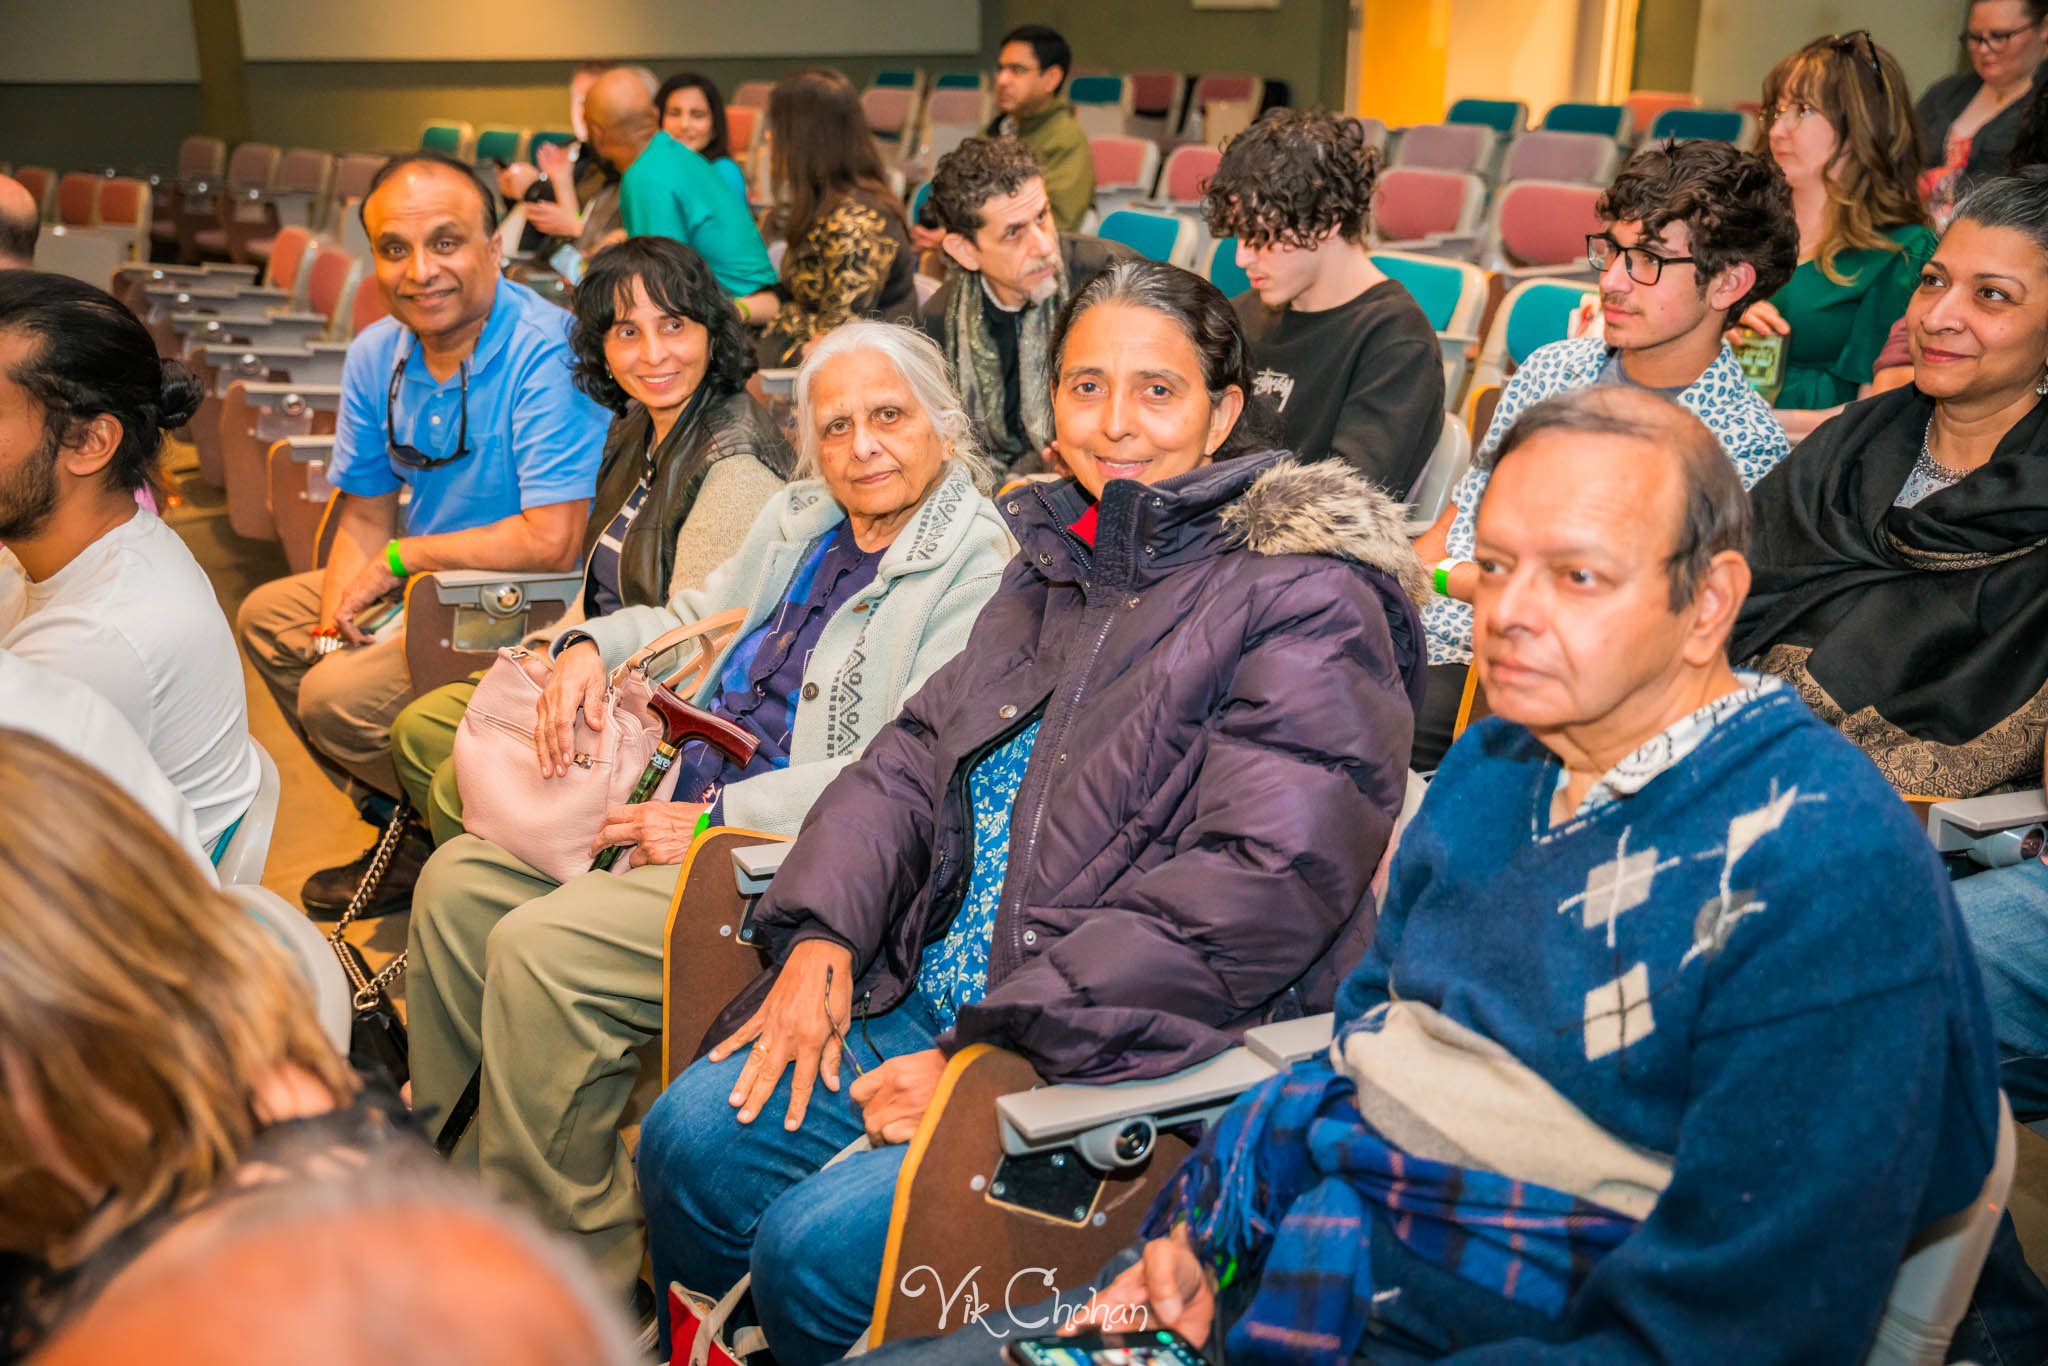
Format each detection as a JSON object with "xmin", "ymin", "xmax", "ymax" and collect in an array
[
  {"xmin": 636, "ymin": 993, "xmax": 942, "ymax": 1366},
  {"xmin": 1955, "ymin": 858, "xmax": 2048, "ymax": 1118}
]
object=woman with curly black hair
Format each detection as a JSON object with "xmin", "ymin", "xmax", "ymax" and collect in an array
[{"xmin": 386, "ymin": 236, "xmax": 794, "ymax": 844}]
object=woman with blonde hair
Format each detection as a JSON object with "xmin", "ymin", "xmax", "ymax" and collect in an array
[
  {"xmin": 1740, "ymin": 30, "xmax": 1935, "ymax": 435},
  {"xmin": 0, "ymin": 729, "xmax": 384, "ymax": 1359}
]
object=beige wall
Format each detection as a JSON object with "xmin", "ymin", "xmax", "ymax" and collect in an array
[
  {"xmin": 1690, "ymin": 0, "xmax": 1967, "ymax": 106},
  {"xmin": 238, "ymin": 0, "xmax": 978, "ymax": 62},
  {"xmin": 1, "ymin": 0, "xmax": 200, "ymax": 83},
  {"xmin": 1017, "ymin": 0, "xmax": 1350, "ymax": 110},
  {"xmin": 1441, "ymin": 0, "xmax": 1598, "ymax": 117}
]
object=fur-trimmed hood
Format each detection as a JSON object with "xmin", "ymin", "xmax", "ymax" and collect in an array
[{"xmin": 1220, "ymin": 458, "xmax": 1430, "ymax": 605}]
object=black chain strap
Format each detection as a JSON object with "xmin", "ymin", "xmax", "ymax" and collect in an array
[{"xmin": 327, "ymin": 795, "xmax": 414, "ymax": 1008}]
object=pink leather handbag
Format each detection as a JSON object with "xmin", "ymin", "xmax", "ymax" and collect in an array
[{"xmin": 452, "ymin": 609, "xmax": 747, "ymax": 884}]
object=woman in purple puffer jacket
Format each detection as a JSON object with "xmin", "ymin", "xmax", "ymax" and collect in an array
[{"xmin": 636, "ymin": 258, "xmax": 1429, "ymax": 1364}]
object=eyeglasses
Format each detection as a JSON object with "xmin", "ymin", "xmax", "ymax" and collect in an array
[
  {"xmin": 1587, "ymin": 233, "xmax": 1698, "ymax": 286},
  {"xmin": 1763, "ymin": 99, "xmax": 1825, "ymax": 127},
  {"xmin": 385, "ymin": 346, "xmax": 472, "ymax": 470},
  {"xmin": 1962, "ymin": 22, "xmax": 2039, "ymax": 50}
]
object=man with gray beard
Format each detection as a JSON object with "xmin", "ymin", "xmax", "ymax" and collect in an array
[{"xmin": 917, "ymin": 137, "xmax": 1130, "ymax": 475}]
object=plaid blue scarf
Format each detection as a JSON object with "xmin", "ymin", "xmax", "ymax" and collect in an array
[{"xmin": 1142, "ymin": 1061, "xmax": 1638, "ymax": 1364}]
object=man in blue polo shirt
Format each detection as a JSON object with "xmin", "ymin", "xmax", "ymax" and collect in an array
[{"xmin": 238, "ymin": 151, "xmax": 608, "ymax": 915}]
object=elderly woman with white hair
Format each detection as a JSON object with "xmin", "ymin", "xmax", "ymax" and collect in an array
[{"xmin": 404, "ymin": 320, "xmax": 1014, "ymax": 1318}]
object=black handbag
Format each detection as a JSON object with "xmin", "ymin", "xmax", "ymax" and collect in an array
[{"xmin": 327, "ymin": 799, "xmax": 415, "ymax": 1091}]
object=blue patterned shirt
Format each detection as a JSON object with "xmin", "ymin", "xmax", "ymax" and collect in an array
[
  {"xmin": 1422, "ymin": 337, "xmax": 1791, "ymax": 666},
  {"xmin": 918, "ymin": 718, "xmax": 1042, "ymax": 1030}
]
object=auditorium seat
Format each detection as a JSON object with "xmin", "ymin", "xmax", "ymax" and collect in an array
[
  {"xmin": 13, "ymin": 166, "xmax": 53, "ymax": 221},
  {"xmin": 932, "ymin": 70, "xmax": 986, "ymax": 91},
  {"xmin": 1206, "ymin": 236, "xmax": 1250, "ymax": 297},
  {"xmin": 1391, "ymin": 122, "xmax": 1494, "ymax": 176},
  {"xmin": 921, "ymin": 87, "xmax": 991, "ymax": 169},
  {"xmin": 1356, "ymin": 115, "xmax": 1390, "ymax": 156},
  {"xmin": 1500, "ymin": 129, "xmax": 1618, "ymax": 186},
  {"xmin": 724, "ymin": 106, "xmax": 758, "ymax": 163},
  {"xmin": 418, "ymin": 119, "xmax": 476, "ymax": 160},
  {"xmin": 1625, "ymin": 90, "xmax": 1697, "ymax": 139},
  {"xmin": 1096, "ymin": 208, "xmax": 1198, "ymax": 267},
  {"xmin": 1127, "ymin": 68, "xmax": 1186, "ymax": 140},
  {"xmin": 1371, "ymin": 248, "xmax": 1487, "ymax": 395},
  {"xmin": 1151, "ymin": 143, "xmax": 1218, "ymax": 210},
  {"xmin": 1541, "ymin": 101, "xmax": 1629, "ymax": 140},
  {"xmin": 213, "ymin": 740, "xmax": 281, "ymax": 885},
  {"xmin": 230, "ymin": 883, "xmax": 351, "ymax": 1053},
  {"xmin": 1184, "ymin": 72, "xmax": 1265, "ymax": 143},
  {"xmin": 1483, "ymin": 179, "xmax": 1605, "ymax": 275},
  {"xmin": 151, "ymin": 135, "xmax": 226, "ymax": 250},
  {"xmin": 222, "ymin": 148, "xmax": 334, "ymax": 264},
  {"xmin": 873, "ymin": 68, "xmax": 925, "ymax": 92},
  {"xmin": 861, "ymin": 86, "xmax": 918, "ymax": 153},
  {"xmin": 94, "ymin": 177, "xmax": 152, "ymax": 260},
  {"xmin": 1407, "ymin": 418, "xmax": 1474, "ymax": 524},
  {"xmin": 1468, "ymin": 275, "xmax": 1598, "ymax": 393},
  {"xmin": 1647, "ymin": 107, "xmax": 1752, "ymax": 144},
  {"xmin": 731, "ymin": 80, "xmax": 774, "ymax": 111},
  {"xmin": 527, "ymin": 129, "xmax": 578, "ymax": 161},
  {"xmin": 1089, "ymin": 135, "xmax": 1162, "ymax": 212},
  {"xmin": 1446, "ymin": 97, "xmax": 1528, "ymax": 140},
  {"xmin": 1372, "ymin": 167, "xmax": 1486, "ymax": 249},
  {"xmin": 56, "ymin": 172, "xmax": 101, "ymax": 228},
  {"xmin": 474, "ymin": 126, "xmax": 530, "ymax": 167},
  {"xmin": 1068, "ymin": 73, "xmax": 1133, "ymax": 138}
]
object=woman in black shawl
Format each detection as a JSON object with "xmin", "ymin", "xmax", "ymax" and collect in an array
[{"xmin": 1733, "ymin": 171, "xmax": 2048, "ymax": 798}]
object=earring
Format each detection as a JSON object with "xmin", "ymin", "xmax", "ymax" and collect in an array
[{"xmin": 2037, "ymin": 367, "xmax": 2047, "ymax": 398}]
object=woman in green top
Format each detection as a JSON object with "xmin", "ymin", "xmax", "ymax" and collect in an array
[{"xmin": 1739, "ymin": 32, "xmax": 1933, "ymax": 439}]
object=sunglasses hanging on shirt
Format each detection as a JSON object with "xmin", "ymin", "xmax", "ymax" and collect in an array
[{"xmin": 386, "ymin": 343, "xmax": 473, "ymax": 470}]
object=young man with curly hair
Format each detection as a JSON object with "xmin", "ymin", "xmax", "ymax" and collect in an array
[
  {"xmin": 1205, "ymin": 108, "xmax": 1445, "ymax": 496},
  {"xmin": 917, "ymin": 136, "xmax": 1131, "ymax": 473},
  {"xmin": 1408, "ymin": 138, "xmax": 1799, "ymax": 768}
]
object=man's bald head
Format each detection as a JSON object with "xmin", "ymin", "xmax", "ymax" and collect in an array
[
  {"xmin": 0, "ymin": 176, "xmax": 39, "ymax": 269},
  {"xmin": 36, "ymin": 1165, "xmax": 644, "ymax": 1366},
  {"xmin": 583, "ymin": 67, "xmax": 661, "ymax": 171},
  {"xmin": 1489, "ymin": 385, "xmax": 1750, "ymax": 611}
]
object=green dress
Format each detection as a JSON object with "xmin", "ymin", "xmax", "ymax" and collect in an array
[{"xmin": 1769, "ymin": 222, "xmax": 1935, "ymax": 410}]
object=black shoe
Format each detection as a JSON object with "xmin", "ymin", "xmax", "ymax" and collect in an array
[{"xmin": 301, "ymin": 822, "xmax": 432, "ymax": 921}]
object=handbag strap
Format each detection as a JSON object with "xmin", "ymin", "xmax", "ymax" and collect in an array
[
  {"xmin": 692, "ymin": 1137, "xmax": 873, "ymax": 1366},
  {"xmin": 610, "ymin": 606, "xmax": 750, "ymax": 696},
  {"xmin": 326, "ymin": 796, "xmax": 415, "ymax": 1008}
]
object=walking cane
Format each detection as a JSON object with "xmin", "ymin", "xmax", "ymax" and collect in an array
[{"xmin": 590, "ymin": 682, "xmax": 761, "ymax": 872}]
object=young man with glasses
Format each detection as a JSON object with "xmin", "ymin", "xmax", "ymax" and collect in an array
[
  {"xmin": 238, "ymin": 151, "xmax": 610, "ymax": 917},
  {"xmin": 1408, "ymin": 139, "xmax": 1796, "ymax": 768}
]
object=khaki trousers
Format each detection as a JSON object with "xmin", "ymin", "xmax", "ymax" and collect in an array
[
  {"xmin": 407, "ymin": 832, "xmax": 678, "ymax": 1298},
  {"xmin": 391, "ymin": 680, "xmax": 475, "ymax": 845},
  {"xmin": 236, "ymin": 570, "xmax": 412, "ymax": 801}
]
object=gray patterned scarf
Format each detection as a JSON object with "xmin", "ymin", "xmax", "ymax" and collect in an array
[{"xmin": 948, "ymin": 267, "xmax": 1066, "ymax": 473}]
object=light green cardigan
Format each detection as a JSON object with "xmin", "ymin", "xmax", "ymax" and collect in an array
[{"xmin": 566, "ymin": 461, "xmax": 1015, "ymax": 835}]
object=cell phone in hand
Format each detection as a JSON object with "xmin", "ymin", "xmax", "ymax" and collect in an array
[
  {"xmin": 1004, "ymin": 1329, "xmax": 1206, "ymax": 1366},
  {"xmin": 549, "ymin": 242, "xmax": 587, "ymax": 286}
]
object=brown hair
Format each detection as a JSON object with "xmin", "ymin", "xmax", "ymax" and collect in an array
[
  {"xmin": 0, "ymin": 731, "xmax": 356, "ymax": 1273},
  {"xmin": 1758, "ymin": 32, "xmax": 1930, "ymax": 284},
  {"xmin": 767, "ymin": 68, "xmax": 904, "ymax": 249}
]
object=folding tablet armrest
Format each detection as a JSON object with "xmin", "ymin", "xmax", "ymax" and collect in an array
[
  {"xmin": 235, "ymin": 380, "xmax": 344, "ymax": 415},
  {"xmin": 202, "ymin": 342, "xmax": 349, "ymax": 387},
  {"xmin": 179, "ymin": 312, "xmax": 329, "ymax": 349},
  {"xmin": 732, "ymin": 839, "xmax": 793, "ymax": 896},
  {"xmin": 996, "ymin": 1048, "xmax": 1276, "ymax": 1162},
  {"xmin": 200, "ymin": 262, "xmax": 263, "ymax": 284},
  {"xmin": 1928, "ymin": 791, "xmax": 2048, "ymax": 869},
  {"xmin": 1243, "ymin": 1011, "xmax": 1336, "ymax": 1067},
  {"xmin": 402, "ymin": 568, "xmax": 586, "ymax": 694},
  {"xmin": 120, "ymin": 263, "xmax": 208, "ymax": 286}
]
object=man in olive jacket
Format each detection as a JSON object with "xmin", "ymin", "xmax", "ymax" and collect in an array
[{"xmin": 987, "ymin": 24, "xmax": 1093, "ymax": 230}]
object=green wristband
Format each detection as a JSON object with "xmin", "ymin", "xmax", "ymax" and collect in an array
[
  {"xmin": 693, "ymin": 809, "xmax": 714, "ymax": 841},
  {"xmin": 1433, "ymin": 562, "xmax": 1452, "ymax": 597},
  {"xmin": 385, "ymin": 539, "xmax": 408, "ymax": 578}
]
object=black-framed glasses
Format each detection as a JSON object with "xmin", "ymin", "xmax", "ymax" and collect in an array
[
  {"xmin": 1962, "ymin": 21, "xmax": 2038, "ymax": 50},
  {"xmin": 1587, "ymin": 233, "xmax": 1698, "ymax": 286},
  {"xmin": 385, "ymin": 345, "xmax": 471, "ymax": 470}
]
